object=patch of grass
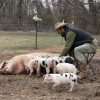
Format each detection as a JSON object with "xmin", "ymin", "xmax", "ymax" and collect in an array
[
  {"xmin": 0, "ymin": 31, "xmax": 65, "ymax": 51},
  {"xmin": 0, "ymin": 31, "xmax": 99, "ymax": 52}
]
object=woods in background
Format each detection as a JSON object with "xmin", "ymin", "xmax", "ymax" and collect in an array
[{"xmin": 0, "ymin": 0, "xmax": 100, "ymax": 34}]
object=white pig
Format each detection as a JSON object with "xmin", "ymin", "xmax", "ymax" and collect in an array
[
  {"xmin": 43, "ymin": 73, "xmax": 78, "ymax": 92},
  {"xmin": 54, "ymin": 63, "xmax": 78, "ymax": 74},
  {"xmin": 45, "ymin": 56, "xmax": 60, "ymax": 74}
]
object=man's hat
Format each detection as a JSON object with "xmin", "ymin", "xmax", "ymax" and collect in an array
[{"xmin": 54, "ymin": 22, "xmax": 67, "ymax": 30}]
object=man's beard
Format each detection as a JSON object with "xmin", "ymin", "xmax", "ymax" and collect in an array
[{"xmin": 61, "ymin": 32, "xmax": 65, "ymax": 37}]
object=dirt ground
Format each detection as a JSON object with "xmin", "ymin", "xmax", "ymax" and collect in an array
[{"xmin": 0, "ymin": 46, "xmax": 100, "ymax": 100}]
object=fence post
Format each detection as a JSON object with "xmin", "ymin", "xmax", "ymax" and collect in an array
[
  {"xmin": 33, "ymin": 15, "xmax": 42, "ymax": 49},
  {"xmin": 35, "ymin": 21, "xmax": 37, "ymax": 49}
]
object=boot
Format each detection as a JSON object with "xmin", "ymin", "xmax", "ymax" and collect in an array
[{"xmin": 76, "ymin": 62, "xmax": 88, "ymax": 79}]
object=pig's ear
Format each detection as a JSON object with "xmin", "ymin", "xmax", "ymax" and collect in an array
[{"xmin": 0, "ymin": 61, "xmax": 7, "ymax": 69}]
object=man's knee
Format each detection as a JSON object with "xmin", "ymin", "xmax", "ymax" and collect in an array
[{"xmin": 74, "ymin": 47, "xmax": 81, "ymax": 54}]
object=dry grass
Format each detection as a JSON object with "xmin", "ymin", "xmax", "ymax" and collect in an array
[
  {"xmin": 0, "ymin": 31, "xmax": 100, "ymax": 53},
  {"xmin": 0, "ymin": 31, "xmax": 65, "ymax": 52}
]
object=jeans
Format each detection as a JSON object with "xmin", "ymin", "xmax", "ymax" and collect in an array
[{"xmin": 69, "ymin": 39, "xmax": 97, "ymax": 64}]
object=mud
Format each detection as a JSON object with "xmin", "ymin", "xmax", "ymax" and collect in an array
[{"xmin": 0, "ymin": 49, "xmax": 100, "ymax": 100}]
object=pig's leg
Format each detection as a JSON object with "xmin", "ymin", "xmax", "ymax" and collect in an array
[
  {"xmin": 68, "ymin": 82, "xmax": 75, "ymax": 92},
  {"xmin": 29, "ymin": 67, "xmax": 34, "ymax": 76},
  {"xmin": 46, "ymin": 67, "xmax": 50, "ymax": 74},
  {"xmin": 25, "ymin": 67, "xmax": 30, "ymax": 73},
  {"xmin": 52, "ymin": 82, "xmax": 60, "ymax": 89},
  {"xmin": 52, "ymin": 61, "xmax": 57, "ymax": 73},
  {"xmin": 36, "ymin": 64, "xmax": 41, "ymax": 77},
  {"xmin": 53, "ymin": 66, "xmax": 57, "ymax": 73}
]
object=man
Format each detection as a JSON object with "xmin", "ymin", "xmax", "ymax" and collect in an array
[{"xmin": 54, "ymin": 22, "xmax": 97, "ymax": 79}]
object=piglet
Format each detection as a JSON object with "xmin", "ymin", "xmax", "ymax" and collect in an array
[
  {"xmin": 26, "ymin": 59, "xmax": 39, "ymax": 77},
  {"xmin": 54, "ymin": 63, "xmax": 78, "ymax": 74},
  {"xmin": 43, "ymin": 73, "xmax": 78, "ymax": 92}
]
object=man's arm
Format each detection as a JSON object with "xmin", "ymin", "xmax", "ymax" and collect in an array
[{"xmin": 59, "ymin": 31, "xmax": 76, "ymax": 57}]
